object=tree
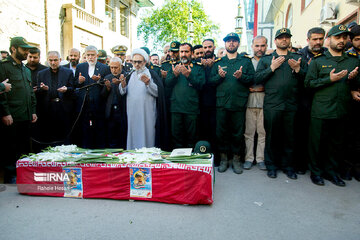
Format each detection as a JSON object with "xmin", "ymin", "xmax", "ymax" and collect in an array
[{"xmin": 137, "ymin": 0, "xmax": 219, "ymax": 50}]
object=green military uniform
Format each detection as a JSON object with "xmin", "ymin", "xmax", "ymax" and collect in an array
[
  {"xmin": 0, "ymin": 54, "xmax": 37, "ymax": 182},
  {"xmin": 149, "ymin": 62, "xmax": 161, "ymax": 78},
  {"xmin": 255, "ymin": 49, "xmax": 307, "ymax": 172},
  {"xmin": 165, "ymin": 61, "xmax": 205, "ymax": 148},
  {"xmin": 305, "ymin": 50, "xmax": 360, "ymax": 177},
  {"xmin": 210, "ymin": 53, "xmax": 255, "ymax": 155}
]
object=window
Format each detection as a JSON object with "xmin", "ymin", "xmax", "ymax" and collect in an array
[
  {"xmin": 105, "ymin": 0, "xmax": 116, "ymax": 31},
  {"xmin": 120, "ymin": 5, "xmax": 129, "ymax": 37},
  {"xmin": 285, "ymin": 4, "xmax": 293, "ymax": 28},
  {"xmin": 75, "ymin": 0, "xmax": 85, "ymax": 9},
  {"xmin": 301, "ymin": 0, "xmax": 312, "ymax": 12}
]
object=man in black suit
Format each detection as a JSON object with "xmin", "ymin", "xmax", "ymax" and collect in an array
[
  {"xmin": 63, "ymin": 48, "xmax": 81, "ymax": 76},
  {"xmin": 36, "ymin": 51, "xmax": 75, "ymax": 147},
  {"xmin": 74, "ymin": 45, "xmax": 111, "ymax": 148},
  {"xmin": 101, "ymin": 57, "xmax": 127, "ymax": 148}
]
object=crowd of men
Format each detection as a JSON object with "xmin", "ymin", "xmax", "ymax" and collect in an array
[{"xmin": 0, "ymin": 23, "xmax": 360, "ymax": 187}]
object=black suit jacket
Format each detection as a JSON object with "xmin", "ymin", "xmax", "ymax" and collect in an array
[
  {"xmin": 101, "ymin": 73, "xmax": 126, "ymax": 119},
  {"xmin": 74, "ymin": 62, "xmax": 111, "ymax": 113}
]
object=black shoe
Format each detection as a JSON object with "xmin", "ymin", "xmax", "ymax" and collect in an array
[
  {"xmin": 340, "ymin": 171, "xmax": 352, "ymax": 181},
  {"xmin": 267, "ymin": 170, "xmax": 277, "ymax": 178},
  {"xmin": 310, "ymin": 174, "xmax": 324, "ymax": 186},
  {"xmin": 284, "ymin": 170, "xmax": 297, "ymax": 179},
  {"xmin": 296, "ymin": 170, "xmax": 306, "ymax": 175},
  {"xmin": 325, "ymin": 175, "xmax": 346, "ymax": 187}
]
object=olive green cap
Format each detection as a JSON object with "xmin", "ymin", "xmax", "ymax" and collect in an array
[
  {"xmin": 327, "ymin": 24, "xmax": 352, "ymax": 37},
  {"xmin": 275, "ymin": 28, "xmax": 292, "ymax": 39},
  {"xmin": 97, "ymin": 50, "xmax": 107, "ymax": 60},
  {"xmin": 194, "ymin": 141, "xmax": 212, "ymax": 154},
  {"xmin": 223, "ymin": 32, "xmax": 240, "ymax": 42},
  {"xmin": 10, "ymin": 37, "xmax": 35, "ymax": 49},
  {"xmin": 140, "ymin": 46, "xmax": 150, "ymax": 55},
  {"xmin": 169, "ymin": 41, "xmax": 180, "ymax": 52}
]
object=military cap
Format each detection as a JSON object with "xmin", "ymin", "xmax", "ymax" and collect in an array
[
  {"xmin": 10, "ymin": 37, "xmax": 35, "ymax": 49},
  {"xmin": 348, "ymin": 21, "xmax": 357, "ymax": 29},
  {"xmin": 351, "ymin": 25, "xmax": 360, "ymax": 39},
  {"xmin": 194, "ymin": 141, "xmax": 212, "ymax": 154},
  {"xmin": 223, "ymin": 32, "xmax": 240, "ymax": 42},
  {"xmin": 97, "ymin": 50, "xmax": 107, "ymax": 60},
  {"xmin": 275, "ymin": 28, "xmax": 292, "ymax": 39},
  {"xmin": 169, "ymin": 41, "xmax": 181, "ymax": 51},
  {"xmin": 111, "ymin": 45, "xmax": 128, "ymax": 55},
  {"xmin": 140, "ymin": 46, "xmax": 150, "ymax": 55},
  {"xmin": 327, "ymin": 24, "xmax": 352, "ymax": 37}
]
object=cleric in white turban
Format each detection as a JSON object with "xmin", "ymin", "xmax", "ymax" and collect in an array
[{"xmin": 119, "ymin": 49, "xmax": 169, "ymax": 150}]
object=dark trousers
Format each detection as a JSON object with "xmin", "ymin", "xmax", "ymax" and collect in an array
[
  {"xmin": 0, "ymin": 121, "xmax": 31, "ymax": 181},
  {"xmin": 343, "ymin": 101, "xmax": 360, "ymax": 176},
  {"xmin": 294, "ymin": 107, "xmax": 311, "ymax": 171},
  {"xmin": 81, "ymin": 112, "xmax": 106, "ymax": 149},
  {"xmin": 107, "ymin": 106, "xmax": 126, "ymax": 149},
  {"xmin": 308, "ymin": 117, "xmax": 345, "ymax": 177},
  {"xmin": 264, "ymin": 109, "xmax": 295, "ymax": 171},
  {"xmin": 216, "ymin": 108, "xmax": 245, "ymax": 155},
  {"xmin": 171, "ymin": 112, "xmax": 197, "ymax": 148}
]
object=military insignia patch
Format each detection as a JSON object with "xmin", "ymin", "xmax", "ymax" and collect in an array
[
  {"xmin": 200, "ymin": 146, "xmax": 206, "ymax": 153},
  {"xmin": 339, "ymin": 25, "xmax": 347, "ymax": 31},
  {"xmin": 280, "ymin": 28, "xmax": 287, "ymax": 33}
]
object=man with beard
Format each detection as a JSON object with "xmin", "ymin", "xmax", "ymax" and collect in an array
[
  {"xmin": 255, "ymin": 28, "xmax": 307, "ymax": 179},
  {"xmin": 243, "ymin": 36, "xmax": 267, "ymax": 171},
  {"xmin": 35, "ymin": 51, "xmax": 74, "ymax": 147},
  {"xmin": 0, "ymin": 37, "xmax": 37, "ymax": 183},
  {"xmin": 305, "ymin": 25, "xmax": 360, "ymax": 187},
  {"xmin": 165, "ymin": 43, "xmax": 205, "ymax": 148},
  {"xmin": 193, "ymin": 45, "xmax": 204, "ymax": 60},
  {"xmin": 210, "ymin": 33, "xmax": 255, "ymax": 174},
  {"xmin": 64, "ymin": 48, "xmax": 80, "ymax": 76},
  {"xmin": 294, "ymin": 27, "xmax": 327, "ymax": 175},
  {"xmin": 150, "ymin": 54, "xmax": 160, "ymax": 66},
  {"xmin": 102, "ymin": 57, "xmax": 126, "ymax": 148},
  {"xmin": 343, "ymin": 24, "xmax": 360, "ymax": 181},
  {"xmin": 198, "ymin": 39, "xmax": 218, "ymax": 163},
  {"xmin": 26, "ymin": 48, "xmax": 47, "ymax": 90},
  {"xmin": 74, "ymin": 45, "xmax": 111, "ymax": 149},
  {"xmin": 161, "ymin": 41, "xmax": 180, "ymax": 80}
]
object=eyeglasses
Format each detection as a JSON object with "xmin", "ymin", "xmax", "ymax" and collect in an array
[{"xmin": 133, "ymin": 60, "xmax": 143, "ymax": 64}]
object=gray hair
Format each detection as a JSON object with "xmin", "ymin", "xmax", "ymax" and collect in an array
[
  {"xmin": 110, "ymin": 57, "xmax": 122, "ymax": 65},
  {"xmin": 85, "ymin": 45, "xmax": 98, "ymax": 54},
  {"xmin": 69, "ymin": 48, "xmax": 80, "ymax": 55},
  {"xmin": 252, "ymin": 36, "xmax": 268, "ymax": 44},
  {"xmin": 47, "ymin": 51, "xmax": 61, "ymax": 58}
]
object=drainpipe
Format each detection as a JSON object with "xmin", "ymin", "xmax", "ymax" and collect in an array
[{"xmin": 44, "ymin": 0, "xmax": 49, "ymax": 54}]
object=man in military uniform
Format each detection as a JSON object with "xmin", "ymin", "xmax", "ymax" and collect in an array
[
  {"xmin": 97, "ymin": 50, "xmax": 108, "ymax": 65},
  {"xmin": 305, "ymin": 25, "xmax": 360, "ymax": 187},
  {"xmin": 255, "ymin": 28, "xmax": 307, "ymax": 179},
  {"xmin": 210, "ymin": 33, "xmax": 255, "ymax": 174},
  {"xmin": 0, "ymin": 37, "xmax": 37, "ymax": 183},
  {"xmin": 165, "ymin": 43, "xmax": 205, "ymax": 148},
  {"xmin": 193, "ymin": 45, "xmax": 205, "ymax": 60},
  {"xmin": 111, "ymin": 45, "xmax": 128, "ymax": 64}
]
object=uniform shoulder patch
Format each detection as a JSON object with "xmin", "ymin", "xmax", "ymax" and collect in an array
[
  {"xmin": 214, "ymin": 58, "xmax": 222, "ymax": 62},
  {"xmin": 161, "ymin": 60, "xmax": 170, "ymax": 64},
  {"xmin": 194, "ymin": 61, "xmax": 202, "ymax": 65},
  {"xmin": 243, "ymin": 55, "xmax": 252, "ymax": 59},
  {"xmin": 1, "ymin": 58, "xmax": 8, "ymax": 63},
  {"xmin": 347, "ymin": 52, "xmax": 358, "ymax": 57},
  {"xmin": 153, "ymin": 64, "xmax": 161, "ymax": 67},
  {"xmin": 314, "ymin": 53, "xmax": 323, "ymax": 58}
]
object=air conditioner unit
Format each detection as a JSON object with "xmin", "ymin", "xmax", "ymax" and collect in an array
[
  {"xmin": 320, "ymin": 3, "xmax": 337, "ymax": 23},
  {"xmin": 346, "ymin": 0, "xmax": 360, "ymax": 5}
]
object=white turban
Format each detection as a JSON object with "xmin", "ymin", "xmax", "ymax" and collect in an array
[{"xmin": 131, "ymin": 48, "xmax": 149, "ymax": 63}]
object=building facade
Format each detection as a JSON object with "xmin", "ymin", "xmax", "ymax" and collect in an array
[
  {"xmin": 261, "ymin": 0, "xmax": 359, "ymax": 48},
  {"xmin": 0, "ymin": 0, "xmax": 153, "ymax": 60}
]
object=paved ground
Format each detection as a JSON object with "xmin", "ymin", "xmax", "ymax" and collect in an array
[{"xmin": 0, "ymin": 167, "xmax": 359, "ymax": 240}]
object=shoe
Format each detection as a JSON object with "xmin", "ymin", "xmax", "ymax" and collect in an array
[
  {"xmin": 267, "ymin": 170, "xmax": 277, "ymax": 178},
  {"xmin": 257, "ymin": 162, "xmax": 267, "ymax": 170},
  {"xmin": 296, "ymin": 170, "xmax": 306, "ymax": 175},
  {"xmin": 284, "ymin": 170, "xmax": 297, "ymax": 180},
  {"xmin": 232, "ymin": 155, "xmax": 243, "ymax": 174},
  {"xmin": 310, "ymin": 174, "xmax": 324, "ymax": 186},
  {"xmin": 218, "ymin": 153, "xmax": 228, "ymax": 173},
  {"xmin": 243, "ymin": 161, "xmax": 253, "ymax": 170},
  {"xmin": 325, "ymin": 175, "xmax": 346, "ymax": 187},
  {"xmin": 340, "ymin": 171, "xmax": 352, "ymax": 181}
]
